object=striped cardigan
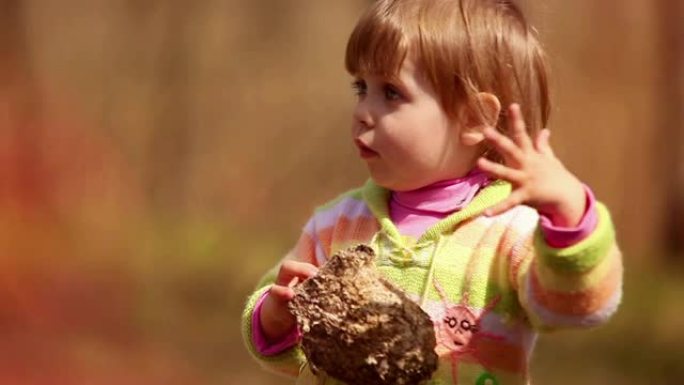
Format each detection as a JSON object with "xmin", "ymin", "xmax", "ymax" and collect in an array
[{"xmin": 242, "ymin": 179, "xmax": 623, "ymax": 385}]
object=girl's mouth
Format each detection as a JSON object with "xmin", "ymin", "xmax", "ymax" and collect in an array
[{"xmin": 354, "ymin": 139, "xmax": 379, "ymax": 159}]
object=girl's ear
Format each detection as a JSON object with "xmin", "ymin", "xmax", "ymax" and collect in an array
[{"xmin": 459, "ymin": 92, "xmax": 501, "ymax": 146}]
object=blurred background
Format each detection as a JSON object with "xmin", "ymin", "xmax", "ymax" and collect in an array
[{"xmin": 1, "ymin": 0, "xmax": 682, "ymax": 384}]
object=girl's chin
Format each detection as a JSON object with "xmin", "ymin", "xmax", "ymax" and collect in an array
[{"xmin": 368, "ymin": 173, "xmax": 421, "ymax": 192}]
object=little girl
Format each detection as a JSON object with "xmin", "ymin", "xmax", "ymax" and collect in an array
[{"xmin": 242, "ymin": 0, "xmax": 623, "ymax": 384}]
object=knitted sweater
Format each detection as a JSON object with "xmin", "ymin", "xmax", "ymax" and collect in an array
[{"xmin": 241, "ymin": 179, "xmax": 623, "ymax": 385}]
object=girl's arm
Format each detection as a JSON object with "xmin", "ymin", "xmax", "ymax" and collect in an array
[
  {"xmin": 241, "ymin": 218, "xmax": 321, "ymax": 377},
  {"xmin": 479, "ymin": 104, "xmax": 623, "ymax": 330},
  {"xmin": 504, "ymin": 197, "xmax": 622, "ymax": 330}
]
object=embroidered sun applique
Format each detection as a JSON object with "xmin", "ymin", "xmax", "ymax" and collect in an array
[{"xmin": 432, "ymin": 278, "xmax": 502, "ymax": 384}]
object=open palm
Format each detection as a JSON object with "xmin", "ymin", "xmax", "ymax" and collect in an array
[{"xmin": 476, "ymin": 104, "xmax": 586, "ymax": 227}]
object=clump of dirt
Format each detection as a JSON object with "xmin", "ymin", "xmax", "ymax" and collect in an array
[{"xmin": 289, "ymin": 244, "xmax": 438, "ymax": 385}]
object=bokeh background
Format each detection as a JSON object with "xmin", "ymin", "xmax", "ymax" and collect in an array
[{"xmin": 1, "ymin": 0, "xmax": 683, "ymax": 384}]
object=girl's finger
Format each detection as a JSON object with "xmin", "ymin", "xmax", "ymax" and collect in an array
[
  {"xmin": 483, "ymin": 190, "xmax": 526, "ymax": 217},
  {"xmin": 483, "ymin": 126, "xmax": 524, "ymax": 162},
  {"xmin": 477, "ymin": 157, "xmax": 525, "ymax": 183},
  {"xmin": 287, "ymin": 277, "xmax": 300, "ymax": 288},
  {"xmin": 535, "ymin": 128, "xmax": 555, "ymax": 157},
  {"xmin": 508, "ymin": 104, "xmax": 533, "ymax": 151},
  {"xmin": 276, "ymin": 260, "xmax": 318, "ymax": 286},
  {"xmin": 270, "ymin": 284, "xmax": 296, "ymax": 302}
]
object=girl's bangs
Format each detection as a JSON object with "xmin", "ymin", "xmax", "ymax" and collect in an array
[{"xmin": 345, "ymin": 9, "xmax": 411, "ymax": 78}]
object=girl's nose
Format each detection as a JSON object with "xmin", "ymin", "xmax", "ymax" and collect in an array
[{"xmin": 353, "ymin": 98, "xmax": 374, "ymax": 130}]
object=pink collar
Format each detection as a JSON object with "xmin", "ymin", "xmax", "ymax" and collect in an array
[{"xmin": 391, "ymin": 169, "xmax": 491, "ymax": 215}]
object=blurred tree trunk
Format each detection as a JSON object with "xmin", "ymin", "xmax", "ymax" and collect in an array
[
  {"xmin": 0, "ymin": 0, "xmax": 51, "ymax": 215},
  {"xmin": 141, "ymin": 0, "xmax": 194, "ymax": 215},
  {"xmin": 659, "ymin": 0, "xmax": 684, "ymax": 257}
]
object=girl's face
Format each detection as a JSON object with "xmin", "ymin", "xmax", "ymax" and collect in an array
[{"xmin": 351, "ymin": 58, "xmax": 478, "ymax": 191}]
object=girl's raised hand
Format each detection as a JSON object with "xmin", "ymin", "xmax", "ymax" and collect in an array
[
  {"xmin": 260, "ymin": 260, "xmax": 318, "ymax": 341},
  {"xmin": 476, "ymin": 104, "xmax": 586, "ymax": 227}
]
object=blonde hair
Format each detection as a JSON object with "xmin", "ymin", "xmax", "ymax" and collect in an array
[{"xmin": 345, "ymin": 0, "xmax": 550, "ymax": 159}]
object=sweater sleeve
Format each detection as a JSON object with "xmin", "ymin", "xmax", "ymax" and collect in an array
[
  {"xmin": 538, "ymin": 184, "xmax": 598, "ymax": 248},
  {"xmin": 240, "ymin": 217, "xmax": 323, "ymax": 377},
  {"xmin": 251, "ymin": 290, "xmax": 302, "ymax": 355},
  {"xmin": 509, "ymin": 202, "xmax": 623, "ymax": 331}
]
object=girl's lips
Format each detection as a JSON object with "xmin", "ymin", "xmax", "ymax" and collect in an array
[{"xmin": 354, "ymin": 139, "xmax": 379, "ymax": 159}]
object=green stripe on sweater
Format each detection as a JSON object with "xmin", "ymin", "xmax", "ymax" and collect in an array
[{"xmin": 535, "ymin": 202, "xmax": 615, "ymax": 273}]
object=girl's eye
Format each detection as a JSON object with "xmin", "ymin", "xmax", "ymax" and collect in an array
[
  {"xmin": 383, "ymin": 84, "xmax": 402, "ymax": 101},
  {"xmin": 351, "ymin": 80, "xmax": 367, "ymax": 96}
]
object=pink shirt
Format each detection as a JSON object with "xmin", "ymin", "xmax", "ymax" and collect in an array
[
  {"xmin": 390, "ymin": 169, "xmax": 491, "ymax": 238},
  {"xmin": 252, "ymin": 172, "xmax": 598, "ymax": 355},
  {"xmin": 390, "ymin": 169, "xmax": 598, "ymax": 247}
]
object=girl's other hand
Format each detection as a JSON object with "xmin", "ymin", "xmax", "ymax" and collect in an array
[
  {"xmin": 477, "ymin": 104, "xmax": 586, "ymax": 227},
  {"xmin": 260, "ymin": 260, "xmax": 318, "ymax": 341}
]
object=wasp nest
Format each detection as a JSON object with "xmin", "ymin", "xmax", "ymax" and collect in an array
[{"xmin": 289, "ymin": 244, "xmax": 437, "ymax": 385}]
